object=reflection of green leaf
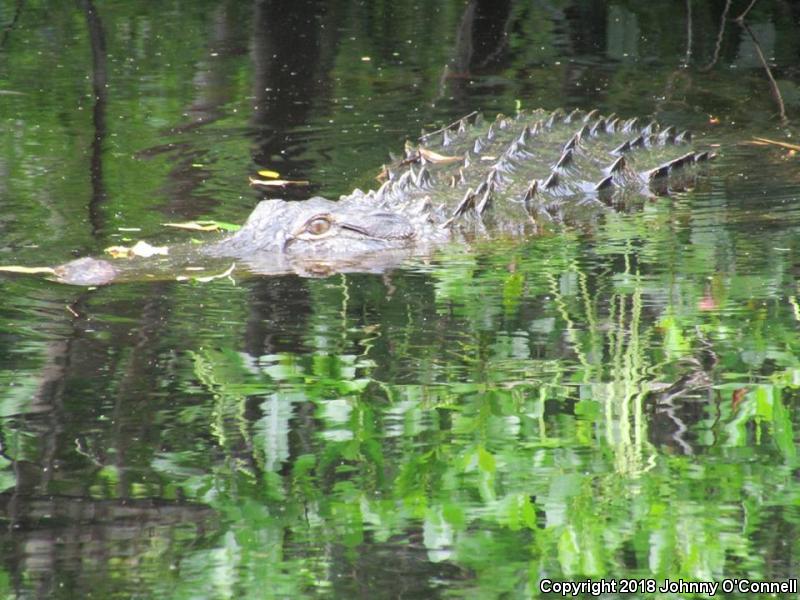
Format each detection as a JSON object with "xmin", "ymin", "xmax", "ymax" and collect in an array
[
  {"xmin": 292, "ymin": 454, "xmax": 316, "ymax": 480},
  {"xmin": 771, "ymin": 391, "xmax": 797, "ymax": 464},
  {"xmin": 500, "ymin": 494, "xmax": 537, "ymax": 531},
  {"xmin": 0, "ymin": 471, "xmax": 15, "ymax": 494},
  {"xmin": 442, "ymin": 503, "xmax": 466, "ymax": 529},
  {"xmin": 477, "ymin": 446, "xmax": 496, "ymax": 473},
  {"xmin": 659, "ymin": 314, "xmax": 690, "ymax": 358},
  {"xmin": 502, "ymin": 272, "xmax": 524, "ymax": 314},
  {"xmin": 97, "ymin": 465, "xmax": 120, "ymax": 486},
  {"xmin": 362, "ymin": 438, "xmax": 384, "ymax": 468},
  {"xmin": 5, "ymin": 14, "xmax": 800, "ymax": 588},
  {"xmin": 558, "ymin": 527, "xmax": 580, "ymax": 576},
  {"xmin": 725, "ymin": 398, "xmax": 757, "ymax": 446}
]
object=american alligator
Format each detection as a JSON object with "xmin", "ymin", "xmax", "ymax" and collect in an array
[{"xmin": 48, "ymin": 107, "xmax": 713, "ymax": 285}]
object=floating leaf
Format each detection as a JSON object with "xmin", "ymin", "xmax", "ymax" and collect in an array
[
  {"xmin": 249, "ymin": 177, "xmax": 309, "ymax": 188},
  {"xmin": 104, "ymin": 247, "xmax": 127, "ymax": 259},
  {"xmin": 163, "ymin": 220, "xmax": 240, "ymax": 232},
  {"xmin": 105, "ymin": 240, "xmax": 169, "ymax": 259},
  {"xmin": 418, "ymin": 147, "xmax": 463, "ymax": 165},
  {"xmin": 0, "ymin": 265, "xmax": 56, "ymax": 275},
  {"xmin": 257, "ymin": 169, "xmax": 280, "ymax": 179}
]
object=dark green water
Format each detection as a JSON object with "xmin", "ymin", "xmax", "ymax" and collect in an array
[{"xmin": 1, "ymin": 1, "xmax": 800, "ymax": 598}]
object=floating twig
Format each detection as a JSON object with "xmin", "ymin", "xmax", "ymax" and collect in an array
[
  {"xmin": 747, "ymin": 137, "xmax": 800, "ymax": 152},
  {"xmin": 176, "ymin": 263, "xmax": 236, "ymax": 283},
  {"xmin": 249, "ymin": 177, "xmax": 310, "ymax": 188},
  {"xmin": 418, "ymin": 111, "xmax": 478, "ymax": 142},
  {"xmin": 164, "ymin": 220, "xmax": 239, "ymax": 232},
  {"xmin": 0, "ymin": 265, "xmax": 56, "ymax": 275}
]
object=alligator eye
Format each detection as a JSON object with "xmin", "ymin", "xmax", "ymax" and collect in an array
[{"xmin": 305, "ymin": 217, "xmax": 331, "ymax": 236}]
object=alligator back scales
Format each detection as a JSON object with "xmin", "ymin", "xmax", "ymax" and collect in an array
[{"xmin": 340, "ymin": 107, "xmax": 713, "ymax": 237}]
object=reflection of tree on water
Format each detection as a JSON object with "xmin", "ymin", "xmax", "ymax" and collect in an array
[
  {"xmin": 0, "ymin": 5, "xmax": 222, "ymax": 591},
  {"xmin": 546, "ymin": 255, "xmax": 716, "ymax": 474},
  {"xmin": 81, "ymin": 0, "xmax": 108, "ymax": 236},
  {"xmin": 250, "ymin": 0, "xmax": 337, "ymax": 177},
  {"xmin": 137, "ymin": 2, "xmax": 253, "ymax": 219},
  {"xmin": 0, "ymin": 493, "xmax": 218, "ymax": 597},
  {"xmin": 169, "ymin": 240, "xmax": 797, "ymax": 589},
  {"xmin": 0, "ymin": 285, "xmax": 223, "ymax": 596},
  {"xmin": 0, "ymin": 4, "xmax": 346, "ymax": 591},
  {"xmin": 0, "ymin": 0, "xmax": 23, "ymax": 50},
  {"xmin": 136, "ymin": 0, "xmax": 338, "ymax": 215},
  {"xmin": 443, "ymin": 0, "xmax": 514, "ymax": 81}
]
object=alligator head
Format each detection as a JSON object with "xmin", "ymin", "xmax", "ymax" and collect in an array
[
  {"xmin": 50, "ymin": 196, "xmax": 423, "ymax": 285},
  {"xmin": 206, "ymin": 197, "xmax": 420, "ymax": 276},
  {"xmin": 219, "ymin": 197, "xmax": 415, "ymax": 252}
]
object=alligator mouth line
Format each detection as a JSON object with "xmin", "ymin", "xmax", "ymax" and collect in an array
[
  {"xmin": 283, "ymin": 220, "xmax": 413, "ymax": 252},
  {"xmin": 340, "ymin": 223, "xmax": 373, "ymax": 237},
  {"xmin": 281, "ymin": 223, "xmax": 393, "ymax": 253}
]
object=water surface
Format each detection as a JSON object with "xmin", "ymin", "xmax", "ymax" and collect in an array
[{"xmin": 1, "ymin": 1, "xmax": 800, "ymax": 598}]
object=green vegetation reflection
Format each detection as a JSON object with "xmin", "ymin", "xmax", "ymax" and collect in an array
[{"xmin": 134, "ymin": 235, "xmax": 800, "ymax": 597}]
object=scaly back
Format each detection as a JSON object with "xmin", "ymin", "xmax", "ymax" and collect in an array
[{"xmin": 343, "ymin": 108, "xmax": 713, "ymax": 236}]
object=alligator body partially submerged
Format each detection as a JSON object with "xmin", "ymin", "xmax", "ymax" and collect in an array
[{"xmin": 52, "ymin": 107, "xmax": 713, "ymax": 285}]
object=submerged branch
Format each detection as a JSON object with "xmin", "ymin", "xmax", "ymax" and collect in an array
[
  {"xmin": 0, "ymin": 0, "xmax": 23, "ymax": 50},
  {"xmin": 699, "ymin": 0, "xmax": 731, "ymax": 72},
  {"xmin": 738, "ymin": 20, "xmax": 788, "ymax": 125},
  {"xmin": 735, "ymin": 0, "xmax": 759, "ymax": 23},
  {"xmin": 683, "ymin": 0, "xmax": 692, "ymax": 65},
  {"xmin": 418, "ymin": 111, "xmax": 478, "ymax": 143}
]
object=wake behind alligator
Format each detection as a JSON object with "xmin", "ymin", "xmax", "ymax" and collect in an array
[{"xmin": 49, "ymin": 107, "xmax": 715, "ymax": 285}]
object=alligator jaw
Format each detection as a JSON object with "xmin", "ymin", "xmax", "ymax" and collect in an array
[{"xmin": 281, "ymin": 247, "xmax": 417, "ymax": 278}]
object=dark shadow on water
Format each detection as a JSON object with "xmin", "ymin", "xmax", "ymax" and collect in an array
[
  {"xmin": 82, "ymin": 0, "xmax": 108, "ymax": 237},
  {"xmin": 249, "ymin": 0, "xmax": 337, "ymax": 180}
]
